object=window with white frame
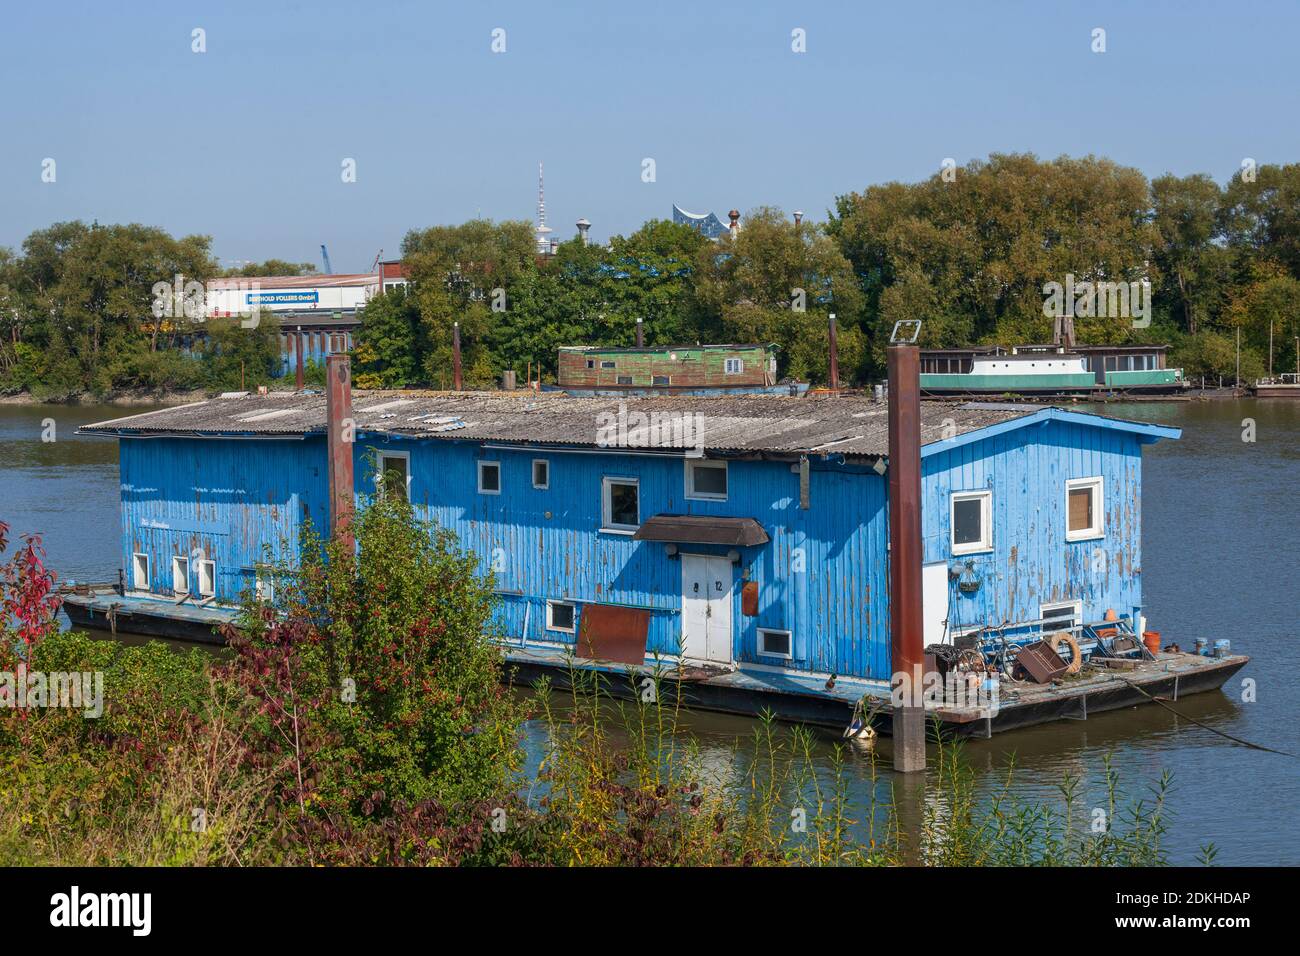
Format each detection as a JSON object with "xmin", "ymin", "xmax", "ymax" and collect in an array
[
  {"xmin": 255, "ymin": 567, "xmax": 274, "ymax": 602},
  {"xmin": 602, "ymin": 476, "xmax": 640, "ymax": 532},
  {"xmin": 546, "ymin": 600, "xmax": 576, "ymax": 633},
  {"xmin": 724, "ymin": 357, "xmax": 744, "ymax": 375},
  {"xmin": 478, "ymin": 460, "xmax": 501, "ymax": 495},
  {"xmin": 1041, "ymin": 599, "xmax": 1082, "ymax": 634},
  {"xmin": 197, "ymin": 560, "xmax": 216, "ymax": 598},
  {"xmin": 1066, "ymin": 476, "xmax": 1104, "ymax": 540},
  {"xmin": 132, "ymin": 553, "xmax": 149, "ymax": 591},
  {"xmin": 378, "ymin": 450, "xmax": 410, "ymax": 501},
  {"xmin": 532, "ymin": 459, "xmax": 550, "ymax": 489},
  {"xmin": 685, "ymin": 459, "xmax": 728, "ymax": 500},
  {"xmin": 950, "ymin": 490, "xmax": 992, "ymax": 554},
  {"xmin": 757, "ymin": 627, "xmax": 793, "ymax": 660},
  {"xmin": 171, "ymin": 555, "xmax": 189, "ymax": 595}
]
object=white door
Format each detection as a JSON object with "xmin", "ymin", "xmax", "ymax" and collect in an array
[
  {"xmin": 922, "ymin": 561, "xmax": 950, "ymax": 646},
  {"xmin": 681, "ymin": 555, "xmax": 734, "ymax": 664}
]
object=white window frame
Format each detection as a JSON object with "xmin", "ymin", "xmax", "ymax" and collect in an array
[
  {"xmin": 477, "ymin": 460, "xmax": 501, "ymax": 495},
  {"xmin": 255, "ymin": 567, "xmax": 274, "ymax": 602},
  {"xmin": 724, "ymin": 357, "xmax": 744, "ymax": 375},
  {"xmin": 197, "ymin": 559, "xmax": 217, "ymax": 598},
  {"xmin": 601, "ymin": 476, "xmax": 640, "ymax": 533},
  {"xmin": 377, "ymin": 449, "xmax": 411, "ymax": 499},
  {"xmin": 950, "ymin": 490, "xmax": 993, "ymax": 555},
  {"xmin": 171, "ymin": 555, "xmax": 189, "ymax": 596},
  {"xmin": 1065, "ymin": 476, "xmax": 1105, "ymax": 541},
  {"xmin": 1040, "ymin": 599, "xmax": 1082, "ymax": 634},
  {"xmin": 757, "ymin": 627, "xmax": 793, "ymax": 660},
  {"xmin": 532, "ymin": 458, "xmax": 550, "ymax": 490},
  {"xmin": 685, "ymin": 459, "xmax": 728, "ymax": 501},
  {"xmin": 546, "ymin": 599, "xmax": 577, "ymax": 634},
  {"xmin": 131, "ymin": 552, "xmax": 150, "ymax": 591}
]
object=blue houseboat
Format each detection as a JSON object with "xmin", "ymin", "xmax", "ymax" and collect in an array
[{"xmin": 69, "ymin": 388, "xmax": 1246, "ymax": 733}]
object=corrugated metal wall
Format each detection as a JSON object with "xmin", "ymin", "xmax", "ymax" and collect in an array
[
  {"xmin": 120, "ymin": 437, "xmax": 328, "ymax": 601},
  {"xmin": 921, "ymin": 418, "xmax": 1144, "ymax": 635},
  {"xmin": 114, "ymin": 416, "xmax": 1148, "ymax": 683}
]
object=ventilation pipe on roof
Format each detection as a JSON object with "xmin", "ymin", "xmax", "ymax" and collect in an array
[
  {"xmin": 294, "ymin": 325, "xmax": 305, "ymax": 392},
  {"xmin": 452, "ymin": 321, "xmax": 463, "ymax": 391},
  {"xmin": 887, "ymin": 341, "xmax": 925, "ymax": 773},
  {"xmin": 828, "ymin": 313, "xmax": 840, "ymax": 390},
  {"xmin": 326, "ymin": 351, "xmax": 355, "ymax": 551}
]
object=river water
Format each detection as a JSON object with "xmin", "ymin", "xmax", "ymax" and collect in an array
[{"xmin": 2, "ymin": 399, "xmax": 1296, "ymax": 864}]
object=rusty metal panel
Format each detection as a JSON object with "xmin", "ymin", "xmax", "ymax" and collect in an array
[
  {"xmin": 576, "ymin": 604, "xmax": 649, "ymax": 665},
  {"xmin": 741, "ymin": 580, "xmax": 758, "ymax": 616}
]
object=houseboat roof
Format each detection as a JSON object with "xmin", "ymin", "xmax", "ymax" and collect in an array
[{"xmin": 79, "ymin": 392, "xmax": 1179, "ymax": 460}]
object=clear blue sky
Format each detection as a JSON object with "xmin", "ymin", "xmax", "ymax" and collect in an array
[{"xmin": 2, "ymin": 0, "xmax": 1297, "ymax": 272}]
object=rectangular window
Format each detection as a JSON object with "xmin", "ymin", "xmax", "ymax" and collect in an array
[
  {"xmin": 724, "ymin": 358, "xmax": 744, "ymax": 375},
  {"xmin": 1105, "ymin": 356, "xmax": 1117, "ymax": 371},
  {"xmin": 378, "ymin": 450, "xmax": 410, "ymax": 501},
  {"xmin": 950, "ymin": 490, "xmax": 992, "ymax": 554},
  {"xmin": 478, "ymin": 460, "xmax": 501, "ymax": 495},
  {"xmin": 616, "ymin": 375, "xmax": 633, "ymax": 385},
  {"xmin": 602, "ymin": 477, "xmax": 640, "ymax": 532},
  {"xmin": 586, "ymin": 359, "xmax": 595, "ymax": 369},
  {"xmin": 1041, "ymin": 600, "xmax": 1082, "ymax": 634},
  {"xmin": 171, "ymin": 555, "xmax": 189, "ymax": 595},
  {"xmin": 757, "ymin": 627, "xmax": 793, "ymax": 660},
  {"xmin": 652, "ymin": 375, "xmax": 670, "ymax": 386},
  {"xmin": 1066, "ymin": 477, "xmax": 1104, "ymax": 540},
  {"xmin": 685, "ymin": 459, "xmax": 728, "ymax": 500},
  {"xmin": 600, "ymin": 360, "xmax": 616, "ymax": 369},
  {"xmin": 197, "ymin": 560, "xmax": 216, "ymax": 598},
  {"xmin": 546, "ymin": 600, "xmax": 576, "ymax": 634},
  {"xmin": 255, "ymin": 568, "xmax": 274, "ymax": 602},
  {"xmin": 532, "ymin": 459, "xmax": 550, "ymax": 489},
  {"xmin": 132, "ymin": 553, "xmax": 149, "ymax": 591}
]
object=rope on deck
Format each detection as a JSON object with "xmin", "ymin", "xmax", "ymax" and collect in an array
[{"xmin": 1115, "ymin": 674, "xmax": 1295, "ymax": 758}]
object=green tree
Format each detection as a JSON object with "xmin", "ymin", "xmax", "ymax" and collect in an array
[{"xmin": 353, "ymin": 285, "xmax": 424, "ymax": 388}]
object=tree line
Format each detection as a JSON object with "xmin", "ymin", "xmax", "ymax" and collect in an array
[{"xmin": 3, "ymin": 153, "xmax": 1298, "ymax": 399}]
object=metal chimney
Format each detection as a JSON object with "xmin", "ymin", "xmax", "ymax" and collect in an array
[
  {"xmin": 452, "ymin": 321, "xmax": 463, "ymax": 391},
  {"xmin": 294, "ymin": 326, "xmax": 305, "ymax": 391},
  {"xmin": 828, "ymin": 312, "xmax": 840, "ymax": 390},
  {"xmin": 635, "ymin": 316, "xmax": 644, "ymax": 348}
]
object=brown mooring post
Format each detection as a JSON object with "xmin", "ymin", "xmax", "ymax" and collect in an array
[
  {"xmin": 828, "ymin": 312, "xmax": 840, "ymax": 390},
  {"xmin": 326, "ymin": 351, "xmax": 354, "ymax": 551},
  {"xmin": 452, "ymin": 321, "xmax": 463, "ymax": 391},
  {"xmin": 887, "ymin": 343, "xmax": 925, "ymax": 772},
  {"xmin": 294, "ymin": 326, "xmax": 305, "ymax": 391}
]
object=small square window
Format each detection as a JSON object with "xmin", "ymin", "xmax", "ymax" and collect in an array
[
  {"xmin": 951, "ymin": 490, "xmax": 992, "ymax": 554},
  {"xmin": 724, "ymin": 358, "xmax": 744, "ymax": 375},
  {"xmin": 532, "ymin": 459, "xmax": 550, "ymax": 489},
  {"xmin": 198, "ymin": 560, "xmax": 217, "ymax": 598},
  {"xmin": 602, "ymin": 477, "xmax": 639, "ymax": 532},
  {"xmin": 172, "ymin": 555, "xmax": 189, "ymax": 596},
  {"xmin": 685, "ymin": 459, "xmax": 728, "ymax": 500},
  {"xmin": 478, "ymin": 460, "xmax": 501, "ymax": 495},
  {"xmin": 132, "ymin": 552, "xmax": 150, "ymax": 591},
  {"xmin": 586, "ymin": 359, "xmax": 595, "ymax": 369},
  {"xmin": 1066, "ymin": 477, "xmax": 1104, "ymax": 540},
  {"xmin": 758, "ymin": 627, "xmax": 792, "ymax": 659},
  {"xmin": 547, "ymin": 600, "xmax": 576, "ymax": 633}
]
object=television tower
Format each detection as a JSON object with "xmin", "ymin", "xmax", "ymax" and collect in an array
[{"xmin": 535, "ymin": 162, "xmax": 553, "ymax": 255}]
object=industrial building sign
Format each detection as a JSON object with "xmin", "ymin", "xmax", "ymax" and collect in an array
[{"xmin": 246, "ymin": 290, "xmax": 319, "ymax": 305}]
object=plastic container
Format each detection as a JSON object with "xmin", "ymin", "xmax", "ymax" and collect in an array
[{"xmin": 1142, "ymin": 630, "xmax": 1162, "ymax": 656}]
